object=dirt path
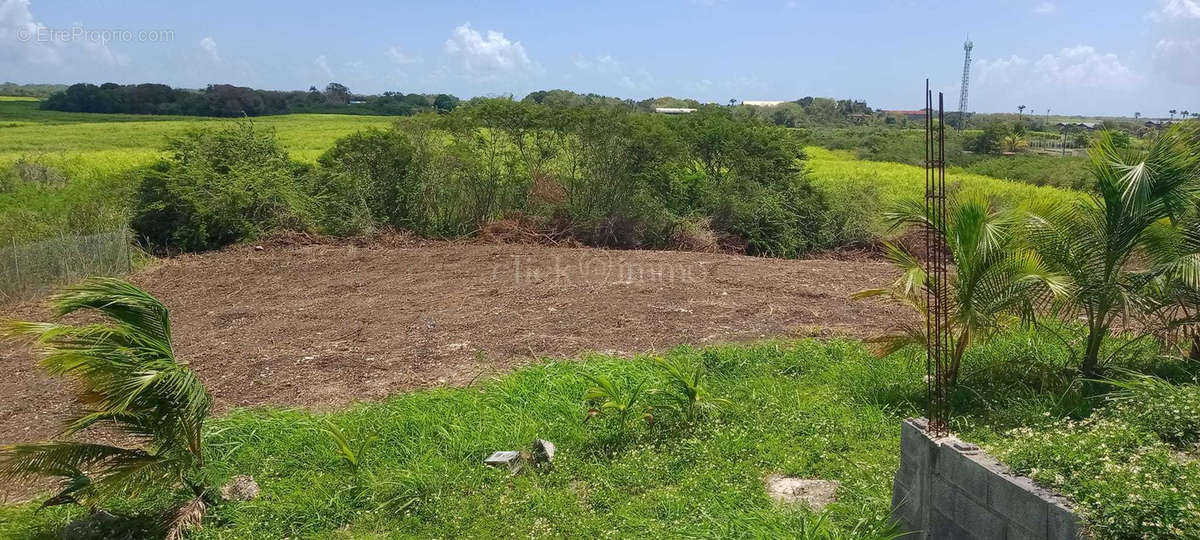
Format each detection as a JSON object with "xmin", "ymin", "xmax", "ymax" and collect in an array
[{"xmin": 0, "ymin": 240, "xmax": 904, "ymax": 451}]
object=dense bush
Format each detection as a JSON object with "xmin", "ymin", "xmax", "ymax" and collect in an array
[
  {"xmin": 313, "ymin": 100, "xmax": 830, "ymax": 256},
  {"xmin": 132, "ymin": 122, "xmax": 320, "ymax": 251}
]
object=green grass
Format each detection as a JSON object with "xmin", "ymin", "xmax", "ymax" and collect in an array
[
  {"xmin": 805, "ymin": 146, "xmax": 1083, "ymax": 241},
  {"xmin": 0, "ymin": 100, "xmax": 394, "ymax": 165},
  {"xmin": 0, "ymin": 103, "xmax": 394, "ymax": 244},
  {"xmin": 1, "ymin": 327, "xmax": 1194, "ymax": 539}
]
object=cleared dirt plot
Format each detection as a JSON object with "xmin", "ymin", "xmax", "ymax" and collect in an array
[{"xmin": 0, "ymin": 238, "xmax": 904, "ymax": 448}]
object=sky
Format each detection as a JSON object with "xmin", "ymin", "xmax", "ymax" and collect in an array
[{"xmin": 0, "ymin": 0, "xmax": 1197, "ymax": 116}]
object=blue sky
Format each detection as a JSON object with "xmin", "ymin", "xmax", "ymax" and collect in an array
[{"xmin": 2, "ymin": 0, "xmax": 1197, "ymax": 116}]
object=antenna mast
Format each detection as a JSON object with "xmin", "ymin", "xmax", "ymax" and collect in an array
[{"xmin": 957, "ymin": 39, "xmax": 973, "ymax": 130}]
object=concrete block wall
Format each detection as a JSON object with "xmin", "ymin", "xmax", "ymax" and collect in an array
[{"xmin": 891, "ymin": 418, "xmax": 1084, "ymax": 539}]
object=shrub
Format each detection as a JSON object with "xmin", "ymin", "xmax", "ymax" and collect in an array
[
  {"xmin": 132, "ymin": 121, "xmax": 316, "ymax": 252},
  {"xmin": 996, "ymin": 416, "xmax": 1200, "ymax": 539},
  {"xmin": 653, "ymin": 356, "xmax": 728, "ymax": 423},
  {"xmin": 317, "ymin": 127, "xmax": 416, "ymax": 229},
  {"xmin": 308, "ymin": 100, "xmax": 833, "ymax": 255},
  {"xmin": 1106, "ymin": 374, "xmax": 1200, "ymax": 447},
  {"xmin": 718, "ymin": 184, "xmax": 826, "ymax": 258}
]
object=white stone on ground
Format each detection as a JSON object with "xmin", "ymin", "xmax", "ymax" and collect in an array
[{"xmin": 764, "ymin": 474, "xmax": 839, "ymax": 511}]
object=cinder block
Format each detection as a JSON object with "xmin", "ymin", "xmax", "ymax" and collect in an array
[
  {"xmin": 891, "ymin": 482, "xmax": 921, "ymax": 536},
  {"xmin": 1047, "ymin": 500, "xmax": 1083, "ymax": 540},
  {"xmin": 1007, "ymin": 522, "xmax": 1044, "ymax": 540},
  {"xmin": 901, "ymin": 419, "xmax": 937, "ymax": 465},
  {"xmin": 988, "ymin": 474, "xmax": 1048, "ymax": 538},
  {"xmin": 896, "ymin": 455, "xmax": 918, "ymax": 488},
  {"xmin": 952, "ymin": 489, "xmax": 1007, "ymax": 540},
  {"xmin": 931, "ymin": 478, "xmax": 956, "ymax": 515},
  {"xmin": 936, "ymin": 444, "xmax": 990, "ymax": 504},
  {"xmin": 930, "ymin": 508, "xmax": 975, "ymax": 540}
]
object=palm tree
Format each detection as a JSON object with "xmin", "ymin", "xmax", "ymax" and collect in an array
[
  {"xmin": 0, "ymin": 279, "xmax": 211, "ymax": 539},
  {"xmin": 1002, "ymin": 133, "xmax": 1028, "ymax": 153},
  {"xmin": 1170, "ymin": 109, "xmax": 1178, "ymax": 121},
  {"xmin": 1027, "ymin": 126, "xmax": 1200, "ymax": 379},
  {"xmin": 855, "ymin": 196, "xmax": 1067, "ymax": 388},
  {"xmin": 1135, "ymin": 112, "xmax": 1142, "ymax": 120},
  {"xmin": 1018, "ymin": 105, "xmax": 1026, "ymax": 118}
]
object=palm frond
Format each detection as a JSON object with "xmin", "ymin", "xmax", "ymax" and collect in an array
[
  {"xmin": 866, "ymin": 323, "xmax": 927, "ymax": 358},
  {"xmin": 163, "ymin": 496, "xmax": 207, "ymax": 540},
  {"xmin": 1, "ymin": 278, "xmax": 212, "ymax": 524},
  {"xmin": 0, "ymin": 442, "xmax": 149, "ymax": 482}
]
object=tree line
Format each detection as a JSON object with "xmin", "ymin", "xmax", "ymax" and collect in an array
[
  {"xmin": 37, "ymin": 81, "xmax": 882, "ymax": 126},
  {"xmin": 40, "ymin": 82, "xmax": 461, "ymax": 117}
]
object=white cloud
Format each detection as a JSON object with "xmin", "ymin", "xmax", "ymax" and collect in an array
[
  {"xmin": 314, "ymin": 54, "xmax": 333, "ymax": 79},
  {"xmin": 1035, "ymin": 45, "xmax": 1141, "ymax": 88},
  {"xmin": 978, "ymin": 45, "xmax": 1142, "ymax": 92},
  {"xmin": 1153, "ymin": 38, "xmax": 1200, "ymax": 86},
  {"xmin": 199, "ymin": 36, "xmax": 219, "ymax": 63},
  {"xmin": 385, "ymin": 45, "xmax": 422, "ymax": 65},
  {"xmin": 1152, "ymin": 0, "xmax": 1200, "ymax": 20},
  {"xmin": 573, "ymin": 53, "xmax": 654, "ymax": 93},
  {"xmin": 1033, "ymin": 2, "xmax": 1057, "ymax": 15},
  {"xmin": 443, "ymin": 23, "xmax": 533, "ymax": 74},
  {"xmin": 573, "ymin": 54, "xmax": 619, "ymax": 73},
  {"xmin": 0, "ymin": 0, "xmax": 124, "ymax": 68}
]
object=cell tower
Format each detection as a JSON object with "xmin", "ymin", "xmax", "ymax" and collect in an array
[{"xmin": 957, "ymin": 39, "xmax": 973, "ymax": 130}]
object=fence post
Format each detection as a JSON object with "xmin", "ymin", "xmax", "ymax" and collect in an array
[
  {"xmin": 10, "ymin": 237, "xmax": 18, "ymax": 295},
  {"xmin": 125, "ymin": 227, "xmax": 132, "ymax": 273}
]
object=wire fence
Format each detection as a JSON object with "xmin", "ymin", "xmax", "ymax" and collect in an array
[
  {"xmin": 1, "ymin": 229, "xmax": 132, "ymax": 301},
  {"xmin": 1028, "ymin": 135, "xmax": 1086, "ymax": 155}
]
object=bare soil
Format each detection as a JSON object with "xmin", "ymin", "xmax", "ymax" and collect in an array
[{"xmin": 0, "ymin": 239, "xmax": 904, "ymax": 469}]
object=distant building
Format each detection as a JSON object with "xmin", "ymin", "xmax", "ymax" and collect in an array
[
  {"xmin": 1056, "ymin": 122, "xmax": 1099, "ymax": 131},
  {"xmin": 348, "ymin": 99, "xmax": 367, "ymax": 105},
  {"xmin": 741, "ymin": 100, "xmax": 787, "ymax": 107},
  {"xmin": 884, "ymin": 109, "xmax": 929, "ymax": 121},
  {"xmin": 654, "ymin": 107, "xmax": 696, "ymax": 114}
]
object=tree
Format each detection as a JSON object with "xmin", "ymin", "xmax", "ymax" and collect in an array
[
  {"xmin": 1027, "ymin": 126, "xmax": 1200, "ymax": 380},
  {"xmin": 1018, "ymin": 104, "xmax": 1026, "ymax": 118},
  {"xmin": 1170, "ymin": 109, "xmax": 1178, "ymax": 120},
  {"xmin": 855, "ymin": 196, "xmax": 1066, "ymax": 388},
  {"xmin": 969, "ymin": 121, "xmax": 1011, "ymax": 154},
  {"xmin": 1002, "ymin": 133, "xmax": 1028, "ymax": 153},
  {"xmin": 433, "ymin": 93, "xmax": 458, "ymax": 114},
  {"xmin": 324, "ymin": 82, "xmax": 351, "ymax": 105},
  {"xmin": 1135, "ymin": 112, "xmax": 1142, "ymax": 120},
  {"xmin": 0, "ymin": 279, "xmax": 212, "ymax": 539}
]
